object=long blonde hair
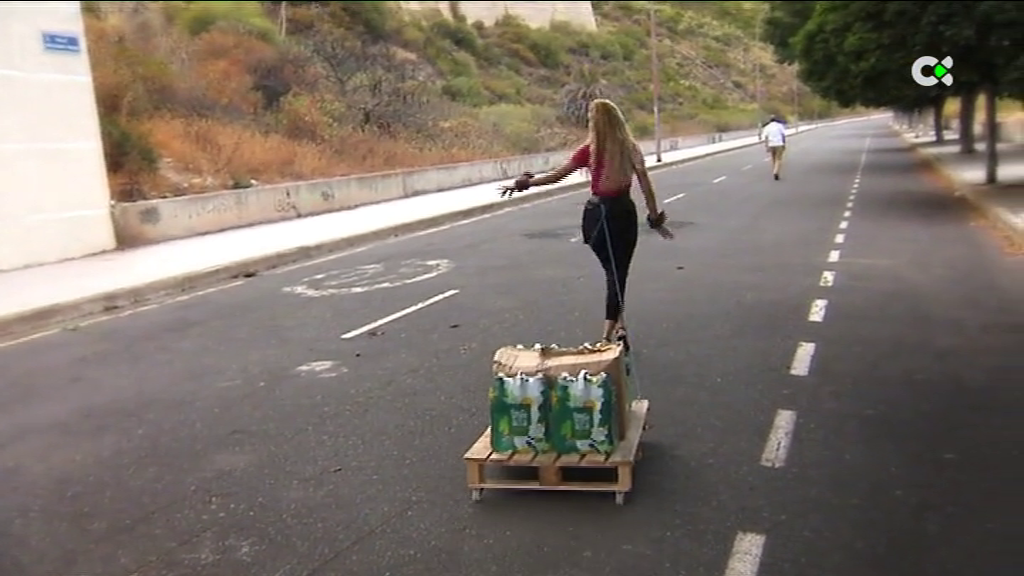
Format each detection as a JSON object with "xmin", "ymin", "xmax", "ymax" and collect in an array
[{"xmin": 587, "ymin": 99, "xmax": 637, "ymax": 187}]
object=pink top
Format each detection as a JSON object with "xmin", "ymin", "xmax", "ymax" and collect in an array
[{"xmin": 568, "ymin": 143, "xmax": 632, "ymax": 197}]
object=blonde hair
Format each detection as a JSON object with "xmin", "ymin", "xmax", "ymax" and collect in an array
[{"xmin": 587, "ymin": 99, "xmax": 637, "ymax": 187}]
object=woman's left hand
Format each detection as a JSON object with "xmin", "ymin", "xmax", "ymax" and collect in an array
[{"xmin": 648, "ymin": 210, "xmax": 674, "ymax": 239}]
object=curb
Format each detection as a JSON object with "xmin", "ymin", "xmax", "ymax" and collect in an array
[
  {"xmin": 1, "ymin": 122, "xmax": 842, "ymax": 342},
  {"xmin": 898, "ymin": 130, "xmax": 1024, "ymax": 244}
]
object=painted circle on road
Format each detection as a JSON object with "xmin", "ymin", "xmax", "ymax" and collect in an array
[{"xmin": 282, "ymin": 258, "xmax": 454, "ymax": 297}]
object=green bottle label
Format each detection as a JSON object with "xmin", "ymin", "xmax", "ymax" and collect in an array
[{"xmin": 509, "ymin": 404, "xmax": 532, "ymax": 436}]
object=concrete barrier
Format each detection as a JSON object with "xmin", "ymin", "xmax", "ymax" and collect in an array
[
  {"xmin": 110, "ymin": 118, "xmax": 865, "ymax": 247},
  {"xmin": 111, "ymin": 129, "xmax": 751, "ymax": 247}
]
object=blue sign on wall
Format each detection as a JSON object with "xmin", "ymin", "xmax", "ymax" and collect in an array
[{"xmin": 42, "ymin": 32, "xmax": 81, "ymax": 54}]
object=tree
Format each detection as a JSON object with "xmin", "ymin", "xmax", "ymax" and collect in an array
[
  {"xmin": 776, "ymin": 0, "xmax": 1024, "ymax": 183},
  {"xmin": 793, "ymin": 1, "xmax": 951, "ymax": 140},
  {"xmin": 559, "ymin": 65, "xmax": 609, "ymax": 129},
  {"xmin": 916, "ymin": 1, "xmax": 1024, "ymax": 182},
  {"xmin": 305, "ymin": 28, "xmax": 436, "ymax": 136},
  {"xmin": 763, "ymin": 1, "xmax": 817, "ymax": 65}
]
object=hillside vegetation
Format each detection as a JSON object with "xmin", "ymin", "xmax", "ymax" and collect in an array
[{"xmin": 83, "ymin": 0, "xmax": 847, "ymax": 201}]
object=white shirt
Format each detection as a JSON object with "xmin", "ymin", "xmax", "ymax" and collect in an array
[{"xmin": 762, "ymin": 121, "xmax": 787, "ymax": 147}]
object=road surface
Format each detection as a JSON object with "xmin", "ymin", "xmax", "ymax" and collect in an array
[{"xmin": 1, "ymin": 119, "xmax": 1020, "ymax": 576}]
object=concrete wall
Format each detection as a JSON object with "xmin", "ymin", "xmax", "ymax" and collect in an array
[
  {"xmin": 0, "ymin": 1, "xmax": 115, "ymax": 272},
  {"xmin": 111, "ymin": 129, "xmax": 749, "ymax": 247},
  {"xmin": 398, "ymin": 1, "xmax": 598, "ymax": 31}
]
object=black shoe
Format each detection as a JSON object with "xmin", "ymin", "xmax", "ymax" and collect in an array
[{"xmin": 774, "ymin": 173, "xmax": 780, "ymax": 180}]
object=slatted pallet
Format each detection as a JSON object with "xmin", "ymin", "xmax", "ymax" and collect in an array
[{"xmin": 463, "ymin": 399, "xmax": 649, "ymax": 505}]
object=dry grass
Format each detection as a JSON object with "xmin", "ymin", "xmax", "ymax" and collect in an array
[
  {"xmin": 82, "ymin": 2, "xmax": 834, "ymax": 202},
  {"xmin": 143, "ymin": 115, "xmax": 505, "ymax": 193}
]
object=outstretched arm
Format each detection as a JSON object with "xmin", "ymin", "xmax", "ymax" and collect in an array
[
  {"xmin": 529, "ymin": 158, "xmax": 581, "ymax": 187},
  {"xmin": 515, "ymin": 145, "xmax": 588, "ymax": 190}
]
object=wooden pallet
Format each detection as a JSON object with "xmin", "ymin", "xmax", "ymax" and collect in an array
[{"xmin": 463, "ymin": 399, "xmax": 649, "ymax": 505}]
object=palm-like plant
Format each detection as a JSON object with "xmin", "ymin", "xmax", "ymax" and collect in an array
[{"xmin": 559, "ymin": 65, "xmax": 609, "ymax": 128}]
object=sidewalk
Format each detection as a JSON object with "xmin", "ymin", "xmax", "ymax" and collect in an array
[
  {"xmin": 901, "ymin": 130, "xmax": 1024, "ymax": 244},
  {"xmin": 0, "ymin": 119, "xmax": 862, "ymax": 340}
]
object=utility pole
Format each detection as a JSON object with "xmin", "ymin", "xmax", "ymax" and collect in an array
[
  {"xmin": 649, "ymin": 2, "xmax": 662, "ymax": 163},
  {"xmin": 278, "ymin": 1, "xmax": 288, "ymax": 38},
  {"xmin": 754, "ymin": 4, "xmax": 766, "ymax": 129}
]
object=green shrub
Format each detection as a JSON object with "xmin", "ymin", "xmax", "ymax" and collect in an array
[
  {"xmin": 481, "ymin": 73, "xmax": 527, "ymax": 102},
  {"xmin": 477, "ymin": 104, "xmax": 560, "ymax": 151},
  {"xmin": 166, "ymin": 1, "xmax": 277, "ymax": 42},
  {"xmin": 432, "ymin": 49, "xmax": 478, "ymax": 78},
  {"xmin": 325, "ymin": 1, "xmax": 393, "ymax": 41},
  {"xmin": 429, "ymin": 18, "xmax": 480, "ymax": 55},
  {"xmin": 100, "ymin": 115, "xmax": 159, "ymax": 175},
  {"xmin": 442, "ymin": 76, "xmax": 487, "ymax": 106}
]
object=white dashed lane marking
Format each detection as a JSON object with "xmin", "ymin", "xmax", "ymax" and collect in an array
[
  {"xmin": 819, "ymin": 270, "xmax": 836, "ymax": 286},
  {"xmin": 760, "ymin": 409, "xmax": 798, "ymax": 469},
  {"xmin": 807, "ymin": 299, "xmax": 829, "ymax": 322},
  {"xmin": 340, "ymin": 289, "xmax": 460, "ymax": 339},
  {"xmin": 788, "ymin": 341, "xmax": 817, "ymax": 376},
  {"xmin": 723, "ymin": 532, "xmax": 767, "ymax": 576}
]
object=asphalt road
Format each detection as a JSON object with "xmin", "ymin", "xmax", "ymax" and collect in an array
[{"xmin": 1, "ymin": 120, "xmax": 1021, "ymax": 576}]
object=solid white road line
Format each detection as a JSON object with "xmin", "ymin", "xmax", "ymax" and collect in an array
[
  {"xmin": 838, "ymin": 220, "xmax": 849, "ymax": 230},
  {"xmin": 789, "ymin": 341, "xmax": 817, "ymax": 376},
  {"xmin": 834, "ymin": 233, "xmax": 846, "ymax": 244},
  {"xmin": 340, "ymin": 289, "xmax": 460, "ymax": 339},
  {"xmin": 760, "ymin": 409, "xmax": 798, "ymax": 468},
  {"xmin": 820, "ymin": 270, "xmax": 836, "ymax": 286},
  {"xmin": 713, "ymin": 176, "xmax": 727, "ymax": 183},
  {"xmin": 808, "ymin": 299, "xmax": 829, "ymax": 322},
  {"xmin": 723, "ymin": 532, "xmax": 767, "ymax": 576},
  {"xmin": 0, "ymin": 280, "xmax": 247, "ymax": 349},
  {"xmin": 665, "ymin": 192, "xmax": 687, "ymax": 203},
  {"xmin": 827, "ymin": 249, "xmax": 841, "ymax": 263}
]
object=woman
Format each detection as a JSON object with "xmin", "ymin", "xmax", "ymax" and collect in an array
[{"xmin": 504, "ymin": 99, "xmax": 674, "ymax": 346}]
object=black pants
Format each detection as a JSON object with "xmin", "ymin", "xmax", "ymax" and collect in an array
[{"xmin": 581, "ymin": 195, "xmax": 639, "ymax": 323}]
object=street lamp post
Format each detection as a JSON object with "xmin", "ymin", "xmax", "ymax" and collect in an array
[
  {"xmin": 754, "ymin": 4, "xmax": 766, "ymax": 128},
  {"xmin": 649, "ymin": 2, "xmax": 662, "ymax": 163}
]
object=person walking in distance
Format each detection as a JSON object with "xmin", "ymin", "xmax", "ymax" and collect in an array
[
  {"xmin": 501, "ymin": 99, "xmax": 674, "ymax": 347},
  {"xmin": 762, "ymin": 115, "xmax": 787, "ymax": 180}
]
